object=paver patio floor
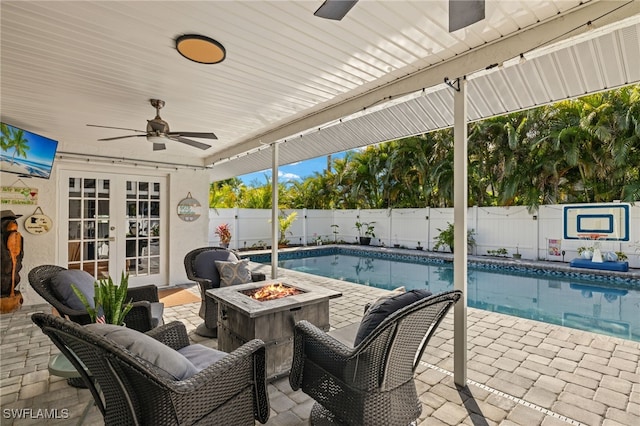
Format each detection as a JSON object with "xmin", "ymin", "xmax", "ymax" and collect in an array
[{"xmin": 1, "ymin": 264, "xmax": 639, "ymax": 425}]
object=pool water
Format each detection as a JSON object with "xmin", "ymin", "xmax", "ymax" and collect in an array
[{"xmin": 270, "ymin": 252, "xmax": 640, "ymax": 342}]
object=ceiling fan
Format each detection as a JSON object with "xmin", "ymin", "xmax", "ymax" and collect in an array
[
  {"xmin": 87, "ymin": 99, "xmax": 216, "ymax": 151},
  {"xmin": 314, "ymin": 0, "xmax": 485, "ymax": 32}
]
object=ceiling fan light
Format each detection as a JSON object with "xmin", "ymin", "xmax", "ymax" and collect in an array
[
  {"xmin": 176, "ymin": 34, "xmax": 226, "ymax": 64},
  {"xmin": 147, "ymin": 135, "xmax": 167, "ymax": 143}
]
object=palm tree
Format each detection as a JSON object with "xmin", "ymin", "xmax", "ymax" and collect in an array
[{"xmin": 0, "ymin": 124, "xmax": 30, "ymax": 165}]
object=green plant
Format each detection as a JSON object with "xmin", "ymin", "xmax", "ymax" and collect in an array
[
  {"xmin": 433, "ymin": 222, "xmax": 476, "ymax": 253},
  {"xmin": 615, "ymin": 251, "xmax": 628, "ymax": 261},
  {"xmin": 487, "ymin": 248, "xmax": 508, "ymax": 257},
  {"xmin": 72, "ymin": 272, "xmax": 133, "ymax": 325},
  {"xmin": 355, "ymin": 221, "xmax": 376, "ymax": 238},
  {"xmin": 331, "ymin": 224, "xmax": 339, "ymax": 242},
  {"xmin": 278, "ymin": 211, "xmax": 298, "ymax": 245},
  {"xmin": 577, "ymin": 246, "xmax": 594, "ymax": 255}
]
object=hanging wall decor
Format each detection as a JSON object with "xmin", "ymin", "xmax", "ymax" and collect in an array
[
  {"xmin": 177, "ymin": 192, "xmax": 202, "ymax": 222},
  {"xmin": 1, "ymin": 179, "xmax": 38, "ymax": 205},
  {"xmin": 24, "ymin": 207, "xmax": 53, "ymax": 234}
]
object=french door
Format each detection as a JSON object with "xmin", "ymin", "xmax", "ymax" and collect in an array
[{"xmin": 59, "ymin": 171, "xmax": 167, "ymax": 287}]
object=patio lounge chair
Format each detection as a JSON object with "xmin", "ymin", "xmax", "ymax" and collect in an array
[
  {"xmin": 290, "ymin": 289, "xmax": 462, "ymax": 425},
  {"xmin": 32, "ymin": 313, "xmax": 270, "ymax": 425},
  {"xmin": 184, "ymin": 247, "xmax": 266, "ymax": 337},
  {"xmin": 29, "ymin": 264, "xmax": 164, "ymax": 332}
]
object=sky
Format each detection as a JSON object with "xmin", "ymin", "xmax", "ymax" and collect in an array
[{"xmin": 238, "ymin": 151, "xmax": 347, "ymax": 186}]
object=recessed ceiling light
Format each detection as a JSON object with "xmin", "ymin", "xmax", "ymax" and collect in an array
[{"xmin": 175, "ymin": 34, "xmax": 226, "ymax": 64}]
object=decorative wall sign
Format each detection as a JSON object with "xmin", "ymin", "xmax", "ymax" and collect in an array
[
  {"xmin": 24, "ymin": 207, "xmax": 52, "ymax": 234},
  {"xmin": 177, "ymin": 192, "xmax": 202, "ymax": 222},
  {"xmin": 1, "ymin": 180, "xmax": 38, "ymax": 205}
]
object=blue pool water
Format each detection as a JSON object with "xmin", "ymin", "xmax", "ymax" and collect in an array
[{"xmin": 252, "ymin": 248, "xmax": 640, "ymax": 342}]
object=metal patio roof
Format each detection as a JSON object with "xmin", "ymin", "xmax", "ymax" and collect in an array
[{"xmin": 1, "ymin": 1, "xmax": 638, "ymax": 179}]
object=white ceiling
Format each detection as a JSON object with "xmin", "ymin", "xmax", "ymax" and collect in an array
[{"xmin": 1, "ymin": 1, "xmax": 638, "ymax": 180}]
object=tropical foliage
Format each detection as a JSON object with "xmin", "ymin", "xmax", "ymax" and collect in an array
[
  {"xmin": 211, "ymin": 85, "xmax": 640, "ymax": 210},
  {"xmin": 72, "ymin": 272, "xmax": 133, "ymax": 326},
  {"xmin": 0, "ymin": 123, "xmax": 30, "ymax": 165}
]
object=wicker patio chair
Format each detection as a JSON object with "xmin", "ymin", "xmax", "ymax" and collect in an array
[
  {"xmin": 184, "ymin": 247, "xmax": 266, "ymax": 337},
  {"xmin": 290, "ymin": 290, "xmax": 462, "ymax": 425},
  {"xmin": 32, "ymin": 313, "xmax": 270, "ymax": 425},
  {"xmin": 29, "ymin": 264, "xmax": 164, "ymax": 333}
]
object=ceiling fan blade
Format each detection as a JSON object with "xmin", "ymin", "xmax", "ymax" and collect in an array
[
  {"xmin": 168, "ymin": 131, "xmax": 218, "ymax": 140},
  {"xmin": 314, "ymin": 0, "xmax": 358, "ymax": 20},
  {"xmin": 449, "ymin": 0, "xmax": 485, "ymax": 32},
  {"xmin": 87, "ymin": 124, "xmax": 146, "ymax": 133},
  {"xmin": 98, "ymin": 134, "xmax": 147, "ymax": 141},
  {"xmin": 168, "ymin": 136, "xmax": 211, "ymax": 150},
  {"xmin": 153, "ymin": 143, "xmax": 167, "ymax": 151}
]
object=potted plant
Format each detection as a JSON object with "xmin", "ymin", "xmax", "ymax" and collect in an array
[
  {"xmin": 355, "ymin": 221, "xmax": 376, "ymax": 245},
  {"xmin": 513, "ymin": 246, "xmax": 522, "ymax": 260},
  {"xmin": 278, "ymin": 211, "xmax": 298, "ymax": 246},
  {"xmin": 215, "ymin": 223, "xmax": 232, "ymax": 248},
  {"xmin": 72, "ymin": 272, "xmax": 133, "ymax": 326},
  {"xmin": 331, "ymin": 224, "xmax": 340, "ymax": 243},
  {"xmin": 577, "ymin": 246, "xmax": 594, "ymax": 260},
  {"xmin": 433, "ymin": 222, "xmax": 476, "ymax": 253},
  {"xmin": 416, "ymin": 242, "xmax": 423, "ymax": 251}
]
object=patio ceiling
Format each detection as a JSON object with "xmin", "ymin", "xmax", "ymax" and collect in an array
[{"xmin": 1, "ymin": 1, "xmax": 638, "ymax": 178}]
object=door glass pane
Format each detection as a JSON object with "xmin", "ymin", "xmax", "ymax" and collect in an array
[
  {"xmin": 67, "ymin": 177, "xmax": 110, "ymax": 275},
  {"xmin": 69, "ymin": 200, "xmax": 81, "ymax": 219},
  {"xmin": 125, "ymin": 179, "xmax": 161, "ymax": 277}
]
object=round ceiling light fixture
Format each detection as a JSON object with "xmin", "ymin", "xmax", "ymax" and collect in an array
[{"xmin": 175, "ymin": 34, "xmax": 226, "ymax": 64}]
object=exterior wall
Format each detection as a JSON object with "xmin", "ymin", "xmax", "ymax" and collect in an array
[
  {"xmin": 2, "ymin": 159, "xmax": 210, "ymax": 306},
  {"xmin": 209, "ymin": 203, "xmax": 640, "ymax": 268}
]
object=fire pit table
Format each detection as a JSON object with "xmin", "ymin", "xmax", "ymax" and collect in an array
[{"xmin": 208, "ymin": 280, "xmax": 341, "ymax": 380}]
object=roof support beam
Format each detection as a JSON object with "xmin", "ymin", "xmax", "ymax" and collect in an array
[
  {"xmin": 453, "ymin": 77, "xmax": 468, "ymax": 386},
  {"xmin": 207, "ymin": 0, "xmax": 639, "ymax": 166}
]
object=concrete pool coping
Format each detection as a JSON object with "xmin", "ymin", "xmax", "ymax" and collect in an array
[{"xmin": 241, "ymin": 244, "xmax": 640, "ymax": 286}]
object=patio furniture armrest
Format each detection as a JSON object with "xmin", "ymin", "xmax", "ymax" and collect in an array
[
  {"xmin": 251, "ymin": 272, "xmax": 266, "ymax": 282},
  {"xmin": 124, "ymin": 301, "xmax": 154, "ymax": 332},
  {"xmin": 145, "ymin": 321, "xmax": 191, "ymax": 350},
  {"xmin": 170, "ymin": 339, "xmax": 270, "ymax": 424},
  {"xmin": 127, "ymin": 284, "xmax": 159, "ymax": 302},
  {"xmin": 290, "ymin": 320, "xmax": 354, "ymax": 391}
]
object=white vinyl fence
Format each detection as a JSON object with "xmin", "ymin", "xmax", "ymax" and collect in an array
[{"xmin": 209, "ymin": 203, "xmax": 640, "ymax": 268}]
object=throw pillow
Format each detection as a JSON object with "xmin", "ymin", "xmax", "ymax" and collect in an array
[
  {"xmin": 194, "ymin": 249, "xmax": 238, "ymax": 285},
  {"xmin": 86, "ymin": 323, "xmax": 199, "ymax": 380},
  {"xmin": 214, "ymin": 259, "xmax": 252, "ymax": 287},
  {"xmin": 51, "ymin": 269, "xmax": 96, "ymax": 311},
  {"xmin": 354, "ymin": 289, "xmax": 432, "ymax": 346},
  {"xmin": 365, "ymin": 286, "xmax": 406, "ymax": 312}
]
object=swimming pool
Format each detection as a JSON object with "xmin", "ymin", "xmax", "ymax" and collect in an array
[{"xmin": 251, "ymin": 247, "xmax": 640, "ymax": 342}]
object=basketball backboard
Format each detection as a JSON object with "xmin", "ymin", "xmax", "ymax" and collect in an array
[{"xmin": 563, "ymin": 203, "xmax": 630, "ymax": 241}]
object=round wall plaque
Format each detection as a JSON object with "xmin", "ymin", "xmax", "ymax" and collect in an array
[
  {"xmin": 25, "ymin": 213, "xmax": 53, "ymax": 234},
  {"xmin": 177, "ymin": 193, "xmax": 202, "ymax": 222}
]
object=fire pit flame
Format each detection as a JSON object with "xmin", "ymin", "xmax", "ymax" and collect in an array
[{"xmin": 244, "ymin": 283, "xmax": 303, "ymax": 301}]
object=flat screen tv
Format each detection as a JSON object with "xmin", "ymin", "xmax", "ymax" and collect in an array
[{"xmin": 1, "ymin": 123, "xmax": 58, "ymax": 179}]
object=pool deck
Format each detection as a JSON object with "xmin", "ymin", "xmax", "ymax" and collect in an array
[{"xmin": 1, "ymin": 262, "xmax": 639, "ymax": 425}]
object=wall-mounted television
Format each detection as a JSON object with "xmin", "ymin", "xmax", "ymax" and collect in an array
[{"xmin": 1, "ymin": 123, "xmax": 58, "ymax": 179}]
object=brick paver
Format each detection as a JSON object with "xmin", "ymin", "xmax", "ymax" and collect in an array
[{"xmin": 1, "ymin": 264, "xmax": 639, "ymax": 425}]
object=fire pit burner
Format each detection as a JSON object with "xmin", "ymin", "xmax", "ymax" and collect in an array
[{"xmin": 241, "ymin": 283, "xmax": 304, "ymax": 301}]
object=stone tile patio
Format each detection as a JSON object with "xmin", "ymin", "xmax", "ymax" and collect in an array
[{"xmin": 1, "ymin": 264, "xmax": 639, "ymax": 425}]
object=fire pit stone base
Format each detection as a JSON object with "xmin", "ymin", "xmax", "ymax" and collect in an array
[{"xmin": 208, "ymin": 280, "xmax": 341, "ymax": 380}]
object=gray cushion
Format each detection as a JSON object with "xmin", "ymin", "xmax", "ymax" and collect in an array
[
  {"xmin": 194, "ymin": 249, "xmax": 238, "ymax": 286},
  {"xmin": 354, "ymin": 289, "xmax": 432, "ymax": 346},
  {"xmin": 86, "ymin": 323, "xmax": 198, "ymax": 380},
  {"xmin": 51, "ymin": 269, "xmax": 96, "ymax": 311},
  {"xmin": 150, "ymin": 302, "xmax": 164, "ymax": 328},
  {"xmin": 215, "ymin": 259, "xmax": 252, "ymax": 287},
  {"xmin": 178, "ymin": 344, "xmax": 227, "ymax": 372}
]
